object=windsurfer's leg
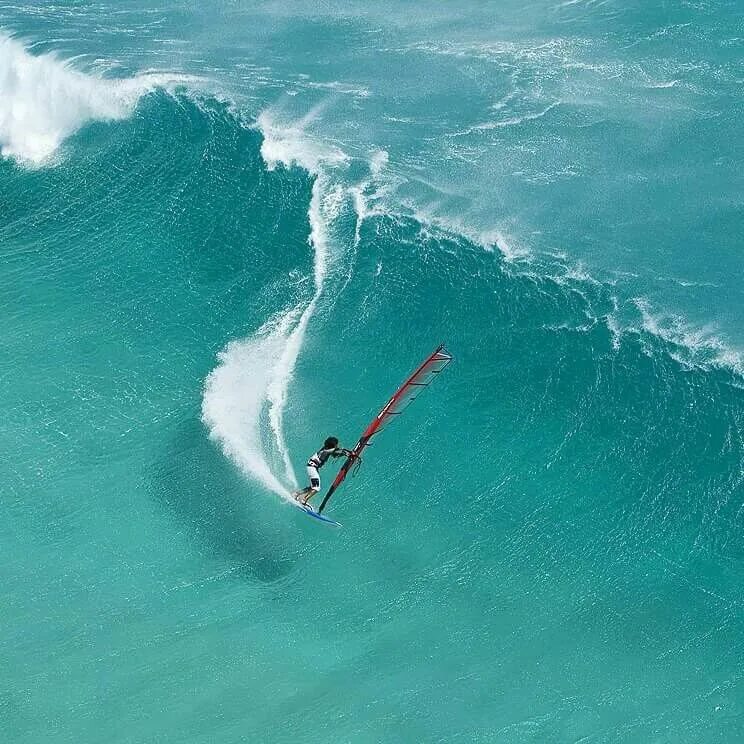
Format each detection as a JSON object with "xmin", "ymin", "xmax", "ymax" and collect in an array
[{"xmin": 302, "ymin": 465, "xmax": 321, "ymax": 505}]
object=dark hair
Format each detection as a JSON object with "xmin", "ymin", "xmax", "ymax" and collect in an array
[{"xmin": 324, "ymin": 436, "xmax": 339, "ymax": 449}]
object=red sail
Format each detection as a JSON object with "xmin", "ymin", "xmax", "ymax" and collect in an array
[{"xmin": 318, "ymin": 344, "xmax": 453, "ymax": 513}]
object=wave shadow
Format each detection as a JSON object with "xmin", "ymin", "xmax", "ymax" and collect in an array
[{"xmin": 152, "ymin": 417, "xmax": 297, "ymax": 584}]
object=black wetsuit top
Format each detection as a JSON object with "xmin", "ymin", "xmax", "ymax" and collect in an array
[{"xmin": 307, "ymin": 447, "xmax": 343, "ymax": 469}]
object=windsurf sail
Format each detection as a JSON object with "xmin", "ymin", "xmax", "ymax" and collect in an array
[{"xmin": 318, "ymin": 343, "xmax": 453, "ymax": 513}]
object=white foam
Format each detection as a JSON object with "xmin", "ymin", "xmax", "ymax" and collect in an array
[
  {"xmin": 448, "ymin": 101, "xmax": 561, "ymax": 138},
  {"xmin": 633, "ymin": 298, "xmax": 743, "ymax": 375},
  {"xmin": 556, "ymin": 261, "xmax": 604, "ymax": 286},
  {"xmin": 411, "ymin": 211, "xmax": 532, "ymax": 264},
  {"xmin": 645, "ymin": 79, "xmax": 681, "ymax": 89},
  {"xmin": 475, "ymin": 101, "xmax": 561, "ymax": 131},
  {"xmin": 605, "ymin": 296, "xmax": 622, "ymax": 351},
  {"xmin": 346, "ymin": 150, "xmax": 391, "ymax": 245},
  {"xmin": 201, "ymin": 314, "xmax": 300, "ymax": 498},
  {"xmin": 349, "ymin": 185, "xmax": 368, "ymax": 246},
  {"xmin": 203, "ymin": 111, "xmax": 349, "ymax": 500},
  {"xmin": 265, "ymin": 175, "xmax": 339, "ymax": 487},
  {"xmin": 369, "ymin": 148, "xmax": 389, "ymax": 177},
  {"xmin": 305, "ymin": 80, "xmax": 371, "ymax": 98},
  {"xmin": 487, "ymin": 230, "xmax": 531, "ymax": 262},
  {"xmin": 257, "ymin": 108, "xmax": 347, "ymax": 173},
  {"xmin": 0, "ymin": 33, "xmax": 187, "ymax": 166}
]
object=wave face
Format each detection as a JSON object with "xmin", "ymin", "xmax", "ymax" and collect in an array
[{"xmin": 1, "ymin": 11, "xmax": 743, "ymax": 744}]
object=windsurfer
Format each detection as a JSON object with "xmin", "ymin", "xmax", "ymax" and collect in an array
[{"xmin": 294, "ymin": 437, "xmax": 352, "ymax": 506}]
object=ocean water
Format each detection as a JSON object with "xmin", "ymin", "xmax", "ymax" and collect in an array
[{"xmin": 1, "ymin": 3, "xmax": 743, "ymax": 743}]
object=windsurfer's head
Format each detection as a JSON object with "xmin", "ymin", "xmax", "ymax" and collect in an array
[{"xmin": 324, "ymin": 436, "xmax": 339, "ymax": 449}]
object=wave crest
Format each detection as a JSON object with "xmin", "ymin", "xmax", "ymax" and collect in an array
[{"xmin": 0, "ymin": 33, "xmax": 188, "ymax": 165}]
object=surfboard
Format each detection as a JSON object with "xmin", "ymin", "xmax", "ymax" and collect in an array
[{"xmin": 292, "ymin": 500, "xmax": 342, "ymax": 528}]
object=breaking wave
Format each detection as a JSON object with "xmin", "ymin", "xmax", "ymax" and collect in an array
[{"xmin": 0, "ymin": 33, "xmax": 189, "ymax": 165}]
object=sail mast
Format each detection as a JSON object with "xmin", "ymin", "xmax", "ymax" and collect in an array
[{"xmin": 318, "ymin": 344, "xmax": 452, "ymax": 513}]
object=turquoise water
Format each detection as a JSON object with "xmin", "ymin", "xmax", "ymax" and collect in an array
[{"xmin": 2, "ymin": 4, "xmax": 743, "ymax": 742}]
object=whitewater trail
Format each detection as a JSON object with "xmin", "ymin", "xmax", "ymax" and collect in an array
[
  {"xmin": 0, "ymin": 33, "xmax": 189, "ymax": 166},
  {"xmin": 202, "ymin": 110, "xmax": 348, "ymax": 500}
]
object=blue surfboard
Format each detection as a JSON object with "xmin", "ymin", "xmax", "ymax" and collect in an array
[{"xmin": 292, "ymin": 500, "xmax": 342, "ymax": 528}]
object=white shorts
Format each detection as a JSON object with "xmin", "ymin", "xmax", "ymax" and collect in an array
[{"xmin": 306, "ymin": 464, "xmax": 321, "ymax": 492}]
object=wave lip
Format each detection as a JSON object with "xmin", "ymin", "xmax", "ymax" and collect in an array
[{"xmin": 0, "ymin": 33, "xmax": 190, "ymax": 166}]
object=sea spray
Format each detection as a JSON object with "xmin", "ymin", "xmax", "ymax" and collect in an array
[{"xmin": 201, "ymin": 311, "xmax": 301, "ymax": 497}]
